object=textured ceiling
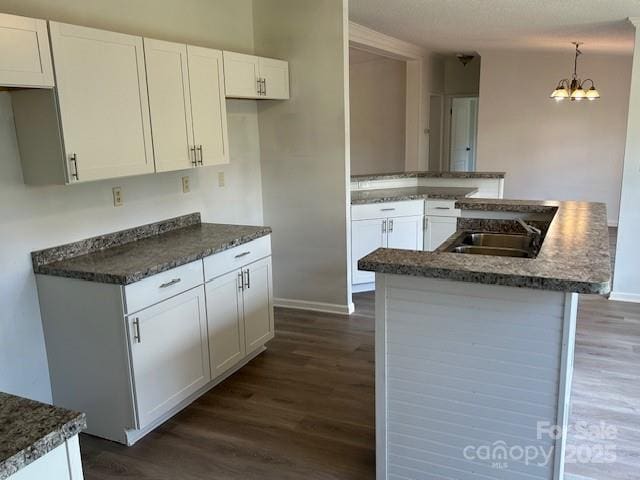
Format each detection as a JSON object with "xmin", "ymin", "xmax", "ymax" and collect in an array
[{"xmin": 349, "ymin": 0, "xmax": 639, "ymax": 54}]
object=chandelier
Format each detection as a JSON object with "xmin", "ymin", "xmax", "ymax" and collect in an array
[{"xmin": 550, "ymin": 42, "xmax": 600, "ymax": 101}]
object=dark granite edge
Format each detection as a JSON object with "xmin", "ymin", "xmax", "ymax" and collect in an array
[
  {"xmin": 357, "ymin": 256, "xmax": 611, "ymax": 295},
  {"xmin": 0, "ymin": 413, "xmax": 86, "ymax": 480},
  {"xmin": 350, "ymin": 188, "xmax": 478, "ymax": 205},
  {"xmin": 352, "ymin": 171, "xmax": 506, "ymax": 181},
  {"xmin": 33, "ymin": 227, "xmax": 273, "ymax": 285},
  {"xmin": 32, "ymin": 213, "xmax": 201, "ymax": 268},
  {"xmin": 455, "ymin": 198, "xmax": 561, "ymax": 214}
]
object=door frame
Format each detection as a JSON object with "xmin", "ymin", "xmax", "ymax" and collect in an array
[{"xmin": 445, "ymin": 94, "xmax": 479, "ymax": 172}]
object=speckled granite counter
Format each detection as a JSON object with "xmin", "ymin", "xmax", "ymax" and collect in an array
[
  {"xmin": 359, "ymin": 199, "xmax": 611, "ymax": 294},
  {"xmin": 0, "ymin": 392, "xmax": 86, "ymax": 479},
  {"xmin": 352, "ymin": 171, "xmax": 506, "ymax": 182},
  {"xmin": 351, "ymin": 186, "xmax": 477, "ymax": 205},
  {"xmin": 32, "ymin": 213, "xmax": 272, "ymax": 285}
]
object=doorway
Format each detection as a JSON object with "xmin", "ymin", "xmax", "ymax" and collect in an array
[
  {"xmin": 428, "ymin": 94, "xmax": 444, "ymax": 171},
  {"xmin": 448, "ymin": 96, "xmax": 478, "ymax": 171}
]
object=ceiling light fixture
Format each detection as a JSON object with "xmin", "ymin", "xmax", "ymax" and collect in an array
[{"xmin": 550, "ymin": 42, "xmax": 600, "ymax": 102}]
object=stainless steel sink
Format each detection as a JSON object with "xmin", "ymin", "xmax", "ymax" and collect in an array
[
  {"xmin": 452, "ymin": 245, "xmax": 532, "ymax": 258},
  {"xmin": 462, "ymin": 233, "xmax": 532, "ymax": 250},
  {"xmin": 448, "ymin": 232, "xmax": 538, "ymax": 258}
]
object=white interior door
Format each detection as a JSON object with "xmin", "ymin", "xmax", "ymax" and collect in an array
[
  {"xmin": 49, "ymin": 22, "xmax": 154, "ymax": 182},
  {"xmin": 223, "ymin": 51, "xmax": 259, "ymax": 98},
  {"xmin": 242, "ymin": 257, "xmax": 274, "ymax": 355},
  {"xmin": 352, "ymin": 218, "xmax": 386, "ymax": 285},
  {"xmin": 205, "ymin": 270, "xmax": 245, "ymax": 378},
  {"xmin": 128, "ymin": 286, "xmax": 210, "ymax": 429},
  {"xmin": 259, "ymin": 57, "xmax": 289, "ymax": 100},
  {"xmin": 425, "ymin": 216, "xmax": 457, "ymax": 251},
  {"xmin": 449, "ymin": 96, "xmax": 478, "ymax": 172},
  {"xmin": 386, "ymin": 215, "xmax": 424, "ymax": 251},
  {"xmin": 188, "ymin": 45, "xmax": 229, "ymax": 166},
  {"xmin": 144, "ymin": 38, "xmax": 195, "ymax": 172}
]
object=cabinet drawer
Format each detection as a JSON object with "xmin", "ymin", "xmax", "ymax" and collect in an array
[
  {"xmin": 425, "ymin": 200, "xmax": 460, "ymax": 217},
  {"xmin": 352, "ymin": 200, "xmax": 424, "ymax": 221},
  {"xmin": 124, "ymin": 260, "xmax": 204, "ymax": 314},
  {"xmin": 204, "ymin": 235, "xmax": 271, "ymax": 282}
]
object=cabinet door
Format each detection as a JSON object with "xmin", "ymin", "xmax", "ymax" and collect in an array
[
  {"xmin": 0, "ymin": 13, "xmax": 53, "ymax": 88},
  {"xmin": 242, "ymin": 257, "xmax": 274, "ymax": 355},
  {"xmin": 128, "ymin": 286, "xmax": 210, "ymax": 429},
  {"xmin": 188, "ymin": 45, "xmax": 229, "ymax": 166},
  {"xmin": 144, "ymin": 38, "xmax": 195, "ymax": 172},
  {"xmin": 386, "ymin": 215, "xmax": 424, "ymax": 251},
  {"xmin": 425, "ymin": 216, "xmax": 457, "ymax": 251},
  {"xmin": 49, "ymin": 22, "xmax": 154, "ymax": 182},
  {"xmin": 223, "ymin": 51, "xmax": 260, "ymax": 98},
  {"xmin": 352, "ymin": 218, "xmax": 386, "ymax": 285},
  {"xmin": 205, "ymin": 270, "xmax": 245, "ymax": 378},
  {"xmin": 259, "ymin": 57, "xmax": 290, "ymax": 100}
]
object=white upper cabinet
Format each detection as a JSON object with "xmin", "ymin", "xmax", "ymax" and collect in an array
[
  {"xmin": 223, "ymin": 51, "xmax": 289, "ymax": 100},
  {"xmin": 258, "ymin": 57, "xmax": 289, "ymax": 100},
  {"xmin": 49, "ymin": 22, "xmax": 154, "ymax": 182},
  {"xmin": 143, "ymin": 39, "xmax": 195, "ymax": 172},
  {"xmin": 144, "ymin": 40, "xmax": 229, "ymax": 172},
  {"xmin": 187, "ymin": 45, "xmax": 229, "ymax": 167},
  {"xmin": 0, "ymin": 13, "xmax": 54, "ymax": 88}
]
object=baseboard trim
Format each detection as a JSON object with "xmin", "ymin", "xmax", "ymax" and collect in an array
[
  {"xmin": 609, "ymin": 291, "xmax": 640, "ymax": 303},
  {"xmin": 274, "ymin": 298, "xmax": 355, "ymax": 315}
]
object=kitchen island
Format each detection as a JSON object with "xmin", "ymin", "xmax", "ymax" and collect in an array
[{"xmin": 359, "ymin": 199, "xmax": 611, "ymax": 480}]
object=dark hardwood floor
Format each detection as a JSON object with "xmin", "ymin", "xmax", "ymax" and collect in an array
[{"xmin": 81, "ymin": 229, "xmax": 639, "ymax": 480}]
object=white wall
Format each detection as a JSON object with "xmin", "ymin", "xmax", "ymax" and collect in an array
[
  {"xmin": 350, "ymin": 50, "xmax": 406, "ymax": 175},
  {"xmin": 254, "ymin": 0, "xmax": 352, "ymax": 312},
  {"xmin": 613, "ymin": 20, "xmax": 640, "ymax": 302},
  {"xmin": 444, "ymin": 56, "xmax": 481, "ymax": 95},
  {"xmin": 0, "ymin": 0, "xmax": 262, "ymax": 403},
  {"xmin": 476, "ymin": 50, "xmax": 632, "ymax": 225}
]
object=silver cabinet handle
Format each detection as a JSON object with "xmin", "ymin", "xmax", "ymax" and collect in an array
[
  {"xmin": 190, "ymin": 146, "xmax": 197, "ymax": 166},
  {"xmin": 262, "ymin": 78, "xmax": 267, "ymax": 97},
  {"xmin": 389, "ymin": 219, "xmax": 394, "ymax": 233},
  {"xmin": 257, "ymin": 77, "xmax": 262, "ymax": 95},
  {"xmin": 435, "ymin": 206, "xmax": 451, "ymax": 210},
  {"xmin": 380, "ymin": 208, "xmax": 396, "ymax": 212},
  {"xmin": 234, "ymin": 251, "xmax": 251, "ymax": 259},
  {"xmin": 382, "ymin": 219, "xmax": 387, "ymax": 234},
  {"xmin": 132, "ymin": 318, "xmax": 141, "ymax": 343},
  {"xmin": 69, "ymin": 153, "xmax": 79, "ymax": 181},
  {"xmin": 238, "ymin": 271, "xmax": 244, "ymax": 291},
  {"xmin": 197, "ymin": 145, "xmax": 203, "ymax": 166},
  {"xmin": 159, "ymin": 278, "xmax": 181, "ymax": 288},
  {"xmin": 244, "ymin": 268, "xmax": 251, "ymax": 289}
]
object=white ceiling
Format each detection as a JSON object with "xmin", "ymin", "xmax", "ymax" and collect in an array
[{"xmin": 349, "ymin": 0, "xmax": 639, "ymax": 54}]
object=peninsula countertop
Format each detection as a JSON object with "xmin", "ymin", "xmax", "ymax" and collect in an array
[
  {"xmin": 359, "ymin": 199, "xmax": 611, "ymax": 294},
  {"xmin": 32, "ymin": 213, "xmax": 272, "ymax": 285},
  {"xmin": 352, "ymin": 171, "xmax": 506, "ymax": 182},
  {"xmin": 0, "ymin": 392, "xmax": 86, "ymax": 480},
  {"xmin": 351, "ymin": 186, "xmax": 477, "ymax": 205}
]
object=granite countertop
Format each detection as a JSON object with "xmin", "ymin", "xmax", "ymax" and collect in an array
[
  {"xmin": 351, "ymin": 186, "xmax": 477, "ymax": 205},
  {"xmin": 0, "ymin": 393, "xmax": 86, "ymax": 479},
  {"xmin": 32, "ymin": 213, "xmax": 272, "ymax": 285},
  {"xmin": 352, "ymin": 171, "xmax": 506, "ymax": 182},
  {"xmin": 359, "ymin": 199, "xmax": 611, "ymax": 294}
]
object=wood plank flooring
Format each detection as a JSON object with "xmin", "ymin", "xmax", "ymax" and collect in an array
[{"xmin": 81, "ymin": 229, "xmax": 639, "ymax": 480}]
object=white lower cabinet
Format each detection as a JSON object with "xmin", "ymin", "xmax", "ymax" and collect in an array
[
  {"xmin": 351, "ymin": 218, "xmax": 386, "ymax": 285},
  {"xmin": 37, "ymin": 235, "xmax": 273, "ymax": 446},
  {"xmin": 127, "ymin": 286, "xmax": 210, "ymax": 429},
  {"xmin": 8, "ymin": 435, "xmax": 83, "ymax": 480},
  {"xmin": 206, "ymin": 256, "xmax": 274, "ymax": 376},
  {"xmin": 424, "ymin": 216, "xmax": 458, "ymax": 251},
  {"xmin": 205, "ymin": 270, "xmax": 245, "ymax": 378},
  {"xmin": 386, "ymin": 215, "xmax": 423, "ymax": 250}
]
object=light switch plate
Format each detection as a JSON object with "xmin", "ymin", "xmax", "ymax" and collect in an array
[
  {"xmin": 112, "ymin": 187, "xmax": 123, "ymax": 207},
  {"xmin": 218, "ymin": 172, "xmax": 225, "ymax": 187},
  {"xmin": 182, "ymin": 176, "xmax": 191, "ymax": 193}
]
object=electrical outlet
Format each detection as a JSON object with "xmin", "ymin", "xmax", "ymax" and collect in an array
[
  {"xmin": 218, "ymin": 171, "xmax": 225, "ymax": 187},
  {"xmin": 112, "ymin": 187, "xmax": 123, "ymax": 207},
  {"xmin": 182, "ymin": 176, "xmax": 191, "ymax": 193}
]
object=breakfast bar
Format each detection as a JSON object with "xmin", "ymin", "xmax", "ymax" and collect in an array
[{"xmin": 359, "ymin": 199, "xmax": 611, "ymax": 480}]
